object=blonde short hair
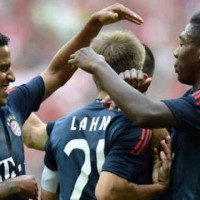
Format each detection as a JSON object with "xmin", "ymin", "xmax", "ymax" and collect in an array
[{"xmin": 90, "ymin": 31, "xmax": 145, "ymax": 90}]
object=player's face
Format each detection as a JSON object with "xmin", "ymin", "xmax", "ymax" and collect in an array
[
  {"xmin": 0, "ymin": 45, "xmax": 15, "ymax": 106},
  {"xmin": 173, "ymin": 23, "xmax": 200, "ymax": 88}
]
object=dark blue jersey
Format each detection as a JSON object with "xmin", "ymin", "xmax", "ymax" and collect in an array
[
  {"xmin": 161, "ymin": 88, "xmax": 200, "ymax": 200},
  {"xmin": 0, "ymin": 76, "xmax": 44, "ymax": 200},
  {"xmin": 103, "ymin": 115, "xmax": 153, "ymax": 184},
  {"xmin": 43, "ymin": 99, "xmax": 152, "ymax": 200}
]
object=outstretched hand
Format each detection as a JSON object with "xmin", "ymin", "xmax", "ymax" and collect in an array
[
  {"xmin": 68, "ymin": 3, "xmax": 144, "ymax": 72},
  {"xmin": 92, "ymin": 3, "xmax": 144, "ymax": 26},
  {"xmin": 152, "ymin": 136, "xmax": 171, "ymax": 187}
]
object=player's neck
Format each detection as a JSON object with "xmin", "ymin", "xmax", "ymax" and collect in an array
[{"xmin": 97, "ymin": 90, "xmax": 107, "ymax": 100}]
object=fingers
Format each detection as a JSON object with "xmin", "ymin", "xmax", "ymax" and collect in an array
[
  {"xmin": 138, "ymin": 78, "xmax": 152, "ymax": 93},
  {"xmin": 34, "ymin": 182, "xmax": 39, "ymax": 200},
  {"xmin": 96, "ymin": 3, "xmax": 144, "ymax": 26},
  {"xmin": 160, "ymin": 150, "xmax": 171, "ymax": 178},
  {"xmin": 160, "ymin": 136, "xmax": 171, "ymax": 161},
  {"xmin": 28, "ymin": 176, "xmax": 38, "ymax": 200},
  {"xmin": 109, "ymin": 101, "xmax": 117, "ymax": 110},
  {"xmin": 101, "ymin": 95, "xmax": 112, "ymax": 108},
  {"xmin": 119, "ymin": 69, "xmax": 146, "ymax": 91},
  {"xmin": 112, "ymin": 3, "xmax": 144, "ymax": 24},
  {"xmin": 165, "ymin": 135, "xmax": 171, "ymax": 150},
  {"xmin": 153, "ymin": 147, "xmax": 159, "ymax": 164},
  {"xmin": 152, "ymin": 137, "xmax": 171, "ymax": 185},
  {"xmin": 68, "ymin": 47, "xmax": 102, "ymax": 73},
  {"xmin": 101, "ymin": 95, "xmax": 118, "ymax": 110},
  {"xmin": 152, "ymin": 147, "xmax": 159, "ymax": 182},
  {"xmin": 68, "ymin": 53, "xmax": 78, "ymax": 69},
  {"xmin": 136, "ymin": 70, "xmax": 144, "ymax": 87},
  {"xmin": 159, "ymin": 136, "xmax": 171, "ymax": 180},
  {"xmin": 119, "ymin": 70, "xmax": 135, "ymax": 86},
  {"xmin": 68, "ymin": 48, "xmax": 86, "ymax": 66}
]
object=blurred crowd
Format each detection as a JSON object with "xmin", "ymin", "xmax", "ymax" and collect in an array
[{"xmin": 0, "ymin": 0, "xmax": 199, "ymax": 187}]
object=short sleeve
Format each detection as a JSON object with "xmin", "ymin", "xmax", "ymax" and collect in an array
[
  {"xmin": 8, "ymin": 76, "xmax": 45, "ymax": 121},
  {"xmin": 162, "ymin": 94, "xmax": 200, "ymax": 131},
  {"xmin": 102, "ymin": 118, "xmax": 152, "ymax": 182}
]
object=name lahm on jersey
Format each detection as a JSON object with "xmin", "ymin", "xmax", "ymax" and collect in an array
[{"xmin": 70, "ymin": 116, "xmax": 111, "ymax": 131}]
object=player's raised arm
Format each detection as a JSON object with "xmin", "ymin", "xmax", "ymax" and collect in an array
[
  {"xmin": 41, "ymin": 3, "xmax": 144, "ymax": 100},
  {"xmin": 68, "ymin": 47, "xmax": 175, "ymax": 128}
]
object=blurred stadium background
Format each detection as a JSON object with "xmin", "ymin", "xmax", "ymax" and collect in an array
[{"xmin": 0, "ymin": 0, "xmax": 199, "ymax": 191}]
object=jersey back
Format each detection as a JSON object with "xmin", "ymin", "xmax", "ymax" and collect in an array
[{"xmin": 45, "ymin": 100, "xmax": 121, "ymax": 199}]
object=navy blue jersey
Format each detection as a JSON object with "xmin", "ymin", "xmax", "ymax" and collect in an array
[
  {"xmin": 0, "ymin": 76, "xmax": 44, "ymax": 200},
  {"xmin": 43, "ymin": 99, "xmax": 152, "ymax": 200},
  {"xmin": 103, "ymin": 115, "xmax": 153, "ymax": 184},
  {"xmin": 160, "ymin": 88, "xmax": 200, "ymax": 200}
]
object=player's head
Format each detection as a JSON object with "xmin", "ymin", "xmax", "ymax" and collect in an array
[
  {"xmin": 173, "ymin": 11, "xmax": 200, "ymax": 86},
  {"xmin": 142, "ymin": 43, "xmax": 155, "ymax": 78},
  {"xmin": 90, "ymin": 30, "xmax": 145, "ymax": 91},
  {"xmin": 0, "ymin": 33, "xmax": 15, "ymax": 106}
]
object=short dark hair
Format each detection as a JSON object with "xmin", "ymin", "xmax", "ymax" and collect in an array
[
  {"xmin": 190, "ymin": 11, "xmax": 200, "ymax": 24},
  {"xmin": 189, "ymin": 11, "xmax": 200, "ymax": 43},
  {"xmin": 142, "ymin": 43, "xmax": 155, "ymax": 78},
  {"xmin": 0, "ymin": 33, "xmax": 10, "ymax": 47}
]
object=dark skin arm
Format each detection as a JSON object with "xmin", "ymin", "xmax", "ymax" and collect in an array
[
  {"xmin": 0, "ymin": 175, "xmax": 38, "ymax": 200},
  {"xmin": 68, "ymin": 47, "xmax": 176, "ymax": 128}
]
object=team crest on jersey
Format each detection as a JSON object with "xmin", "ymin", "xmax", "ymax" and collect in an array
[{"xmin": 7, "ymin": 115, "xmax": 21, "ymax": 136}]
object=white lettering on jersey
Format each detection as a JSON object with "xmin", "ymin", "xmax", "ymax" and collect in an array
[
  {"xmin": 99, "ymin": 116, "xmax": 111, "ymax": 131},
  {"xmin": 89, "ymin": 117, "xmax": 100, "ymax": 131},
  {"xmin": 71, "ymin": 117, "xmax": 76, "ymax": 131},
  {"xmin": 79, "ymin": 117, "xmax": 88, "ymax": 130},
  {"xmin": 63, "ymin": 139, "xmax": 105, "ymax": 199},
  {"xmin": 70, "ymin": 116, "xmax": 111, "ymax": 131},
  {"xmin": 0, "ymin": 157, "xmax": 18, "ymax": 181}
]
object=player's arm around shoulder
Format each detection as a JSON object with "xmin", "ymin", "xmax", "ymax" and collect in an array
[
  {"xmin": 22, "ymin": 113, "xmax": 47, "ymax": 151},
  {"xmin": 96, "ymin": 171, "xmax": 164, "ymax": 200},
  {"xmin": 96, "ymin": 171, "xmax": 168, "ymax": 200},
  {"xmin": 95, "ymin": 171, "xmax": 148, "ymax": 200},
  {"xmin": 95, "ymin": 134, "xmax": 171, "ymax": 200},
  {"xmin": 96, "ymin": 167, "xmax": 169, "ymax": 200}
]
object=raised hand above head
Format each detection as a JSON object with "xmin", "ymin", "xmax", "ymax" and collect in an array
[{"xmin": 92, "ymin": 3, "xmax": 144, "ymax": 26}]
